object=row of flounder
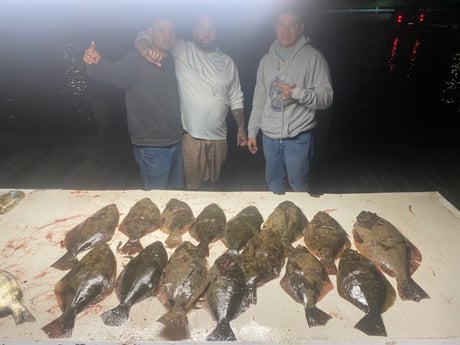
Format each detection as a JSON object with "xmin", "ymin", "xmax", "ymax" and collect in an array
[{"xmin": 1, "ymin": 197, "xmax": 429, "ymax": 340}]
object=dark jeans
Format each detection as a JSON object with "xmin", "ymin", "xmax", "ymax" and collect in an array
[
  {"xmin": 133, "ymin": 143, "xmax": 184, "ymax": 190},
  {"xmin": 262, "ymin": 131, "xmax": 313, "ymax": 194}
]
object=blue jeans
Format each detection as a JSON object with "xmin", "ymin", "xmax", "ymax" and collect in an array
[
  {"xmin": 262, "ymin": 131, "xmax": 313, "ymax": 194},
  {"xmin": 133, "ymin": 143, "xmax": 184, "ymax": 190}
]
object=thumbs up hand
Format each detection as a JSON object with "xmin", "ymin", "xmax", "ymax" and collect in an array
[{"xmin": 83, "ymin": 41, "xmax": 101, "ymax": 64}]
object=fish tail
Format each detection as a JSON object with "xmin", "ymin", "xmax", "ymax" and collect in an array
[
  {"xmin": 321, "ymin": 259, "xmax": 337, "ymax": 275},
  {"xmin": 12, "ymin": 304, "xmax": 36, "ymax": 325},
  {"xmin": 197, "ymin": 241, "xmax": 210, "ymax": 257},
  {"xmin": 117, "ymin": 239, "xmax": 143, "ymax": 255},
  {"xmin": 100, "ymin": 304, "xmax": 130, "ymax": 327},
  {"xmin": 41, "ymin": 312, "xmax": 75, "ymax": 338},
  {"xmin": 50, "ymin": 251, "xmax": 78, "ymax": 270},
  {"xmin": 354, "ymin": 311, "xmax": 387, "ymax": 337},
  {"xmin": 398, "ymin": 277, "xmax": 430, "ymax": 302},
  {"xmin": 157, "ymin": 308, "xmax": 188, "ymax": 328},
  {"xmin": 305, "ymin": 306, "xmax": 332, "ymax": 327},
  {"xmin": 164, "ymin": 233, "xmax": 183, "ymax": 249},
  {"xmin": 206, "ymin": 320, "xmax": 236, "ymax": 341}
]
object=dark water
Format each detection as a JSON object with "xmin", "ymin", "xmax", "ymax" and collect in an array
[{"xmin": 0, "ymin": 3, "xmax": 459, "ymax": 154}]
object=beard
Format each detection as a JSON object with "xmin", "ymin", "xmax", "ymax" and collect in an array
[{"xmin": 194, "ymin": 38, "xmax": 217, "ymax": 52}]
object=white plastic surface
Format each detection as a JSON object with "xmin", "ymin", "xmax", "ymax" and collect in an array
[{"xmin": 0, "ymin": 189, "xmax": 459, "ymax": 344}]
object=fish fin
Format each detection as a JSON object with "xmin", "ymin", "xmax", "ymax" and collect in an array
[
  {"xmin": 117, "ymin": 239, "xmax": 143, "ymax": 255},
  {"xmin": 407, "ymin": 240, "xmax": 423, "ymax": 275},
  {"xmin": 305, "ymin": 306, "xmax": 332, "ymax": 327},
  {"xmin": 165, "ymin": 233, "xmax": 182, "ymax": 249},
  {"xmin": 245, "ymin": 282, "xmax": 258, "ymax": 305},
  {"xmin": 157, "ymin": 309, "xmax": 188, "ymax": 328},
  {"xmin": 11, "ymin": 305, "xmax": 36, "ymax": 324},
  {"xmin": 354, "ymin": 311, "xmax": 387, "ymax": 337},
  {"xmin": 41, "ymin": 313, "xmax": 74, "ymax": 338},
  {"xmin": 100, "ymin": 304, "xmax": 130, "ymax": 326},
  {"xmin": 50, "ymin": 251, "xmax": 78, "ymax": 270},
  {"xmin": 398, "ymin": 277, "xmax": 430, "ymax": 302},
  {"xmin": 206, "ymin": 320, "xmax": 236, "ymax": 341}
]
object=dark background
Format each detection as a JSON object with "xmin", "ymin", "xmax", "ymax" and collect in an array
[
  {"xmin": 1, "ymin": 1, "xmax": 458, "ymax": 139},
  {"xmin": 0, "ymin": 0, "xmax": 459, "ymax": 206}
]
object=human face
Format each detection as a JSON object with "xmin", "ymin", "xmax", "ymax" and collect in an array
[
  {"xmin": 275, "ymin": 12, "xmax": 304, "ymax": 48},
  {"xmin": 149, "ymin": 19, "xmax": 176, "ymax": 53},
  {"xmin": 193, "ymin": 15, "xmax": 217, "ymax": 52}
]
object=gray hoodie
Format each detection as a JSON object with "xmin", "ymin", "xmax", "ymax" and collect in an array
[{"xmin": 248, "ymin": 35, "xmax": 333, "ymax": 139}]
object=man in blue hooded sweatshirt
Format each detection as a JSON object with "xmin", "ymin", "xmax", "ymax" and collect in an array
[{"xmin": 247, "ymin": 5, "xmax": 333, "ymax": 195}]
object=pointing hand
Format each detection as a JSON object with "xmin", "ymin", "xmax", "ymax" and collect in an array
[{"xmin": 141, "ymin": 48, "xmax": 164, "ymax": 67}]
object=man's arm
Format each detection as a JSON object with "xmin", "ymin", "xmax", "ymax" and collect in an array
[
  {"xmin": 231, "ymin": 108, "xmax": 247, "ymax": 147},
  {"xmin": 83, "ymin": 41, "xmax": 133, "ymax": 88},
  {"xmin": 247, "ymin": 104, "xmax": 262, "ymax": 155},
  {"xmin": 226, "ymin": 61, "xmax": 246, "ymax": 146},
  {"xmin": 134, "ymin": 30, "xmax": 164, "ymax": 66},
  {"xmin": 279, "ymin": 54, "xmax": 333, "ymax": 110},
  {"xmin": 247, "ymin": 61, "xmax": 267, "ymax": 155}
]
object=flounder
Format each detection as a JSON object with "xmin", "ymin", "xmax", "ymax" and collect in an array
[
  {"xmin": 160, "ymin": 198, "xmax": 194, "ymax": 249},
  {"xmin": 42, "ymin": 243, "xmax": 116, "ymax": 338},
  {"xmin": 101, "ymin": 241, "xmax": 167, "ymax": 326},
  {"xmin": 156, "ymin": 241, "xmax": 208, "ymax": 331},
  {"xmin": 337, "ymin": 248, "xmax": 396, "ymax": 336},
  {"xmin": 262, "ymin": 200, "xmax": 308, "ymax": 255},
  {"xmin": 189, "ymin": 203, "xmax": 226, "ymax": 256},
  {"xmin": 238, "ymin": 228, "xmax": 285, "ymax": 304},
  {"xmin": 304, "ymin": 211, "xmax": 351, "ymax": 275},
  {"xmin": 51, "ymin": 203, "xmax": 119, "ymax": 270},
  {"xmin": 352, "ymin": 210, "xmax": 429, "ymax": 302},
  {"xmin": 222, "ymin": 205, "xmax": 263, "ymax": 252},
  {"xmin": 280, "ymin": 245, "xmax": 333, "ymax": 327},
  {"xmin": 205, "ymin": 251, "xmax": 250, "ymax": 341},
  {"xmin": 0, "ymin": 190, "xmax": 25, "ymax": 214},
  {"xmin": 117, "ymin": 197, "xmax": 161, "ymax": 255}
]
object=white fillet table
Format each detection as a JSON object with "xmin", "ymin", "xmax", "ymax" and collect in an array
[{"xmin": 0, "ymin": 189, "xmax": 459, "ymax": 345}]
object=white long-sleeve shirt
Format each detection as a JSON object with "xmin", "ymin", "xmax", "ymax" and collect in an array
[{"xmin": 172, "ymin": 39, "xmax": 244, "ymax": 140}]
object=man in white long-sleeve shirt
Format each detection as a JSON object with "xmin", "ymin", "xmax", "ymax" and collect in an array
[{"xmin": 135, "ymin": 14, "xmax": 247, "ymax": 190}]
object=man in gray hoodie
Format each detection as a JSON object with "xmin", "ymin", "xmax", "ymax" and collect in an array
[{"xmin": 247, "ymin": 6, "xmax": 333, "ymax": 195}]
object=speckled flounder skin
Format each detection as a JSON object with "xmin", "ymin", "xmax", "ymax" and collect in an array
[
  {"xmin": 0, "ymin": 269, "xmax": 35, "ymax": 325},
  {"xmin": 0, "ymin": 190, "xmax": 25, "ymax": 214},
  {"xmin": 160, "ymin": 198, "xmax": 194, "ymax": 249},
  {"xmin": 189, "ymin": 203, "xmax": 226, "ymax": 256},
  {"xmin": 238, "ymin": 228, "xmax": 285, "ymax": 304},
  {"xmin": 280, "ymin": 245, "xmax": 333, "ymax": 327},
  {"xmin": 222, "ymin": 206, "xmax": 263, "ymax": 252},
  {"xmin": 205, "ymin": 251, "xmax": 250, "ymax": 341},
  {"xmin": 262, "ymin": 201, "xmax": 308, "ymax": 255},
  {"xmin": 117, "ymin": 197, "xmax": 161, "ymax": 255},
  {"xmin": 51, "ymin": 203, "xmax": 119, "ymax": 270},
  {"xmin": 337, "ymin": 248, "xmax": 396, "ymax": 337},
  {"xmin": 352, "ymin": 210, "xmax": 429, "ymax": 302},
  {"xmin": 304, "ymin": 211, "xmax": 351, "ymax": 275},
  {"xmin": 156, "ymin": 241, "xmax": 208, "ymax": 330},
  {"xmin": 42, "ymin": 243, "xmax": 117, "ymax": 338},
  {"xmin": 101, "ymin": 241, "xmax": 168, "ymax": 326}
]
